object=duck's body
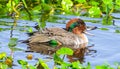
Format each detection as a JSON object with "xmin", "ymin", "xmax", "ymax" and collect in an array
[{"xmin": 28, "ymin": 18, "xmax": 88, "ymax": 48}]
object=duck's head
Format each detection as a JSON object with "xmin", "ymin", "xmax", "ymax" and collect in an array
[
  {"xmin": 66, "ymin": 18, "xmax": 88, "ymax": 43},
  {"xmin": 66, "ymin": 18, "xmax": 86, "ymax": 34}
]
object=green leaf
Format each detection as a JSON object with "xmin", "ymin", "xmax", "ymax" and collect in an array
[
  {"xmin": 102, "ymin": 15, "xmax": 113, "ymax": 25},
  {"xmin": 38, "ymin": 58, "xmax": 49, "ymax": 69},
  {"xmin": 0, "ymin": 28, "xmax": 3, "ymax": 32},
  {"xmin": 72, "ymin": 61, "xmax": 82, "ymax": 69},
  {"xmin": 14, "ymin": 0, "xmax": 19, "ymax": 4},
  {"xmin": 17, "ymin": 60, "xmax": 28, "ymax": 65},
  {"xmin": 96, "ymin": 64, "xmax": 114, "ymax": 69},
  {"xmin": 89, "ymin": 1, "xmax": 99, "ymax": 6},
  {"xmin": 10, "ymin": 47, "xmax": 24, "ymax": 51},
  {"xmin": 56, "ymin": 47, "xmax": 73, "ymax": 55},
  {"xmin": 0, "ymin": 63, "xmax": 8, "ymax": 69},
  {"xmin": 100, "ymin": 28, "xmax": 109, "ymax": 31},
  {"xmin": 75, "ymin": 0, "xmax": 86, "ymax": 3},
  {"xmin": 86, "ymin": 62, "xmax": 91, "ymax": 69},
  {"xmin": 116, "ymin": 0, "xmax": 120, "ymax": 6},
  {"xmin": 41, "ymin": 0, "xmax": 45, "ymax": 3},
  {"xmin": 115, "ymin": 30, "xmax": 120, "ymax": 33},
  {"xmin": 8, "ymin": 38, "xmax": 18, "ymax": 47},
  {"xmin": 41, "ymin": 3, "xmax": 52, "ymax": 13},
  {"xmin": 61, "ymin": 62, "xmax": 71, "ymax": 69},
  {"xmin": 118, "ymin": 66, "xmax": 120, "ymax": 69},
  {"xmin": 29, "ymin": 65, "xmax": 37, "ymax": 69},
  {"xmin": 102, "ymin": 0, "xmax": 112, "ymax": 5},
  {"xmin": 89, "ymin": 6, "xmax": 101, "ymax": 17},
  {"xmin": 0, "ymin": 52, "xmax": 6, "ymax": 59},
  {"xmin": 22, "ymin": 0, "xmax": 27, "ymax": 8},
  {"xmin": 53, "ymin": 53, "xmax": 63, "ymax": 64},
  {"xmin": 32, "ymin": 5, "xmax": 41, "ymax": 13},
  {"xmin": 61, "ymin": 0, "xmax": 73, "ymax": 13},
  {"xmin": 28, "ymin": 27, "xmax": 33, "ymax": 33},
  {"xmin": 6, "ymin": 0, "xmax": 12, "ymax": 12}
]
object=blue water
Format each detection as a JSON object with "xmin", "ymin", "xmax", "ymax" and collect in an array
[{"xmin": 0, "ymin": 14, "xmax": 120, "ymax": 68}]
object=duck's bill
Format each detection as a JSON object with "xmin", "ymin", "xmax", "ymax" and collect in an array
[
  {"xmin": 84, "ymin": 31, "xmax": 94, "ymax": 36},
  {"xmin": 87, "ymin": 26, "xmax": 97, "ymax": 30}
]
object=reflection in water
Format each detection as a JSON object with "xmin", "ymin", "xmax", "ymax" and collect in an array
[
  {"xmin": 67, "ymin": 45, "xmax": 96, "ymax": 63},
  {"xmin": 9, "ymin": 21, "xmax": 18, "ymax": 57},
  {"xmin": 9, "ymin": 25, "xmax": 15, "ymax": 57},
  {"xmin": 10, "ymin": 25, "xmax": 14, "ymax": 38},
  {"xmin": 27, "ymin": 42, "xmax": 96, "ymax": 63}
]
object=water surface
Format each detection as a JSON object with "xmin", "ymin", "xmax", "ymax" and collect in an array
[{"xmin": 0, "ymin": 14, "xmax": 120, "ymax": 68}]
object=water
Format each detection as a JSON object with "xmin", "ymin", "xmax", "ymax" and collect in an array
[{"xmin": 0, "ymin": 14, "xmax": 120, "ymax": 68}]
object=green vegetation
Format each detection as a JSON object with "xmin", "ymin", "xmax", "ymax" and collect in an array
[
  {"xmin": 0, "ymin": 47, "xmax": 119, "ymax": 69},
  {"xmin": 115, "ymin": 30, "xmax": 120, "ymax": 33},
  {"xmin": 100, "ymin": 28, "xmax": 109, "ymax": 31},
  {"xmin": 0, "ymin": 0, "xmax": 120, "ymax": 69},
  {"xmin": 0, "ymin": 0, "xmax": 120, "ymax": 27}
]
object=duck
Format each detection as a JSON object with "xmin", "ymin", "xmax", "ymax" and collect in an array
[{"xmin": 28, "ymin": 18, "xmax": 90, "ymax": 49}]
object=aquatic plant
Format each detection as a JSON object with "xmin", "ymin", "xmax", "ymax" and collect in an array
[
  {"xmin": 0, "ymin": 47, "xmax": 118, "ymax": 69},
  {"xmin": 0, "ymin": 0, "xmax": 120, "ymax": 27}
]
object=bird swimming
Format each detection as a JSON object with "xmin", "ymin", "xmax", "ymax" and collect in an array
[{"xmin": 28, "ymin": 18, "xmax": 92, "ymax": 48}]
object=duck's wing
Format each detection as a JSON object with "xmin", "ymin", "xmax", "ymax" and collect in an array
[
  {"xmin": 29, "ymin": 34, "xmax": 51, "ymax": 43},
  {"xmin": 29, "ymin": 27, "xmax": 67, "ymax": 43},
  {"xmin": 29, "ymin": 27, "xmax": 82, "ymax": 47}
]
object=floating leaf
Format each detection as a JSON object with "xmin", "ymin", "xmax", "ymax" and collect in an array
[
  {"xmin": 28, "ymin": 27, "xmax": 33, "ymax": 33},
  {"xmin": 95, "ymin": 64, "xmax": 114, "ymax": 69},
  {"xmin": 10, "ymin": 47, "xmax": 23, "ymax": 51},
  {"xmin": 17, "ymin": 60, "xmax": 28, "ymax": 65},
  {"xmin": 102, "ymin": 15, "xmax": 113, "ymax": 25},
  {"xmin": 8, "ymin": 38, "xmax": 18, "ymax": 47},
  {"xmin": 56, "ymin": 47, "xmax": 73, "ymax": 55},
  {"xmin": 115, "ymin": 30, "xmax": 120, "ymax": 33},
  {"xmin": 100, "ymin": 28, "xmax": 109, "ymax": 31},
  {"xmin": 0, "ymin": 28, "xmax": 3, "ymax": 32},
  {"xmin": 0, "ymin": 52, "xmax": 6, "ymax": 59}
]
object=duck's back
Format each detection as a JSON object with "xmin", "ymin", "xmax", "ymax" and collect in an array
[{"xmin": 29, "ymin": 27, "xmax": 82, "ymax": 47}]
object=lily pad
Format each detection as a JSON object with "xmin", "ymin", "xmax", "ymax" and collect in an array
[{"xmin": 56, "ymin": 47, "xmax": 73, "ymax": 55}]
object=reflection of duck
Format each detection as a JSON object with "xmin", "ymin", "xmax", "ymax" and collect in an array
[
  {"xmin": 28, "ymin": 18, "xmax": 89, "ymax": 48},
  {"xmin": 67, "ymin": 45, "xmax": 96, "ymax": 63},
  {"xmin": 28, "ymin": 43, "xmax": 96, "ymax": 63}
]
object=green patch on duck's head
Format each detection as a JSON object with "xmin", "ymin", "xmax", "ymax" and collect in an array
[{"xmin": 68, "ymin": 22, "xmax": 79, "ymax": 32}]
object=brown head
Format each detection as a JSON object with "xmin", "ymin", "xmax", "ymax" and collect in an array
[{"xmin": 66, "ymin": 18, "xmax": 86, "ymax": 34}]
